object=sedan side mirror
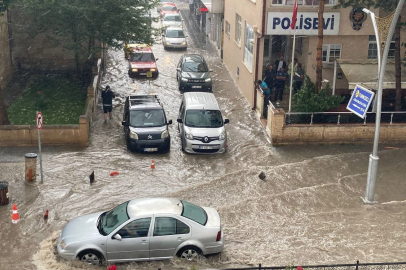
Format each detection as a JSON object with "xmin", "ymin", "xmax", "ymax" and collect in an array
[
  {"xmin": 122, "ymin": 121, "xmax": 128, "ymax": 126},
  {"xmin": 177, "ymin": 119, "xmax": 183, "ymax": 123},
  {"xmin": 176, "ymin": 68, "xmax": 181, "ymax": 72},
  {"xmin": 168, "ymin": 119, "xmax": 173, "ymax": 125},
  {"xmin": 156, "ymin": 58, "xmax": 159, "ymax": 61},
  {"xmin": 224, "ymin": 119, "xmax": 230, "ymax": 124},
  {"xmin": 113, "ymin": 234, "xmax": 122, "ymax": 241}
]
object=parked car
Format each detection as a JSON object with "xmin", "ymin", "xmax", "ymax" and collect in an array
[
  {"xmin": 127, "ymin": 45, "xmax": 159, "ymax": 77},
  {"xmin": 177, "ymin": 92, "xmax": 229, "ymax": 154},
  {"xmin": 157, "ymin": 0, "xmax": 174, "ymax": 12},
  {"xmin": 176, "ymin": 54, "xmax": 212, "ymax": 91},
  {"xmin": 160, "ymin": 3, "xmax": 178, "ymax": 18},
  {"xmin": 57, "ymin": 198, "xmax": 224, "ymax": 265},
  {"xmin": 161, "ymin": 13, "xmax": 183, "ymax": 28},
  {"xmin": 162, "ymin": 27, "xmax": 187, "ymax": 50},
  {"xmin": 122, "ymin": 95, "xmax": 171, "ymax": 153}
]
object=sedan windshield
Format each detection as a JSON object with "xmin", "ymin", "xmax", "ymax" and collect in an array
[
  {"xmin": 181, "ymin": 200, "xmax": 207, "ymax": 225},
  {"xmin": 130, "ymin": 109, "xmax": 166, "ymax": 127},
  {"xmin": 162, "ymin": 5, "xmax": 177, "ymax": 11},
  {"xmin": 182, "ymin": 61, "xmax": 208, "ymax": 72},
  {"xmin": 185, "ymin": 110, "xmax": 223, "ymax": 128},
  {"xmin": 166, "ymin": 30, "xmax": 185, "ymax": 38},
  {"xmin": 130, "ymin": 52, "xmax": 155, "ymax": 62},
  {"xmin": 164, "ymin": 15, "xmax": 181, "ymax": 22},
  {"xmin": 101, "ymin": 201, "xmax": 130, "ymax": 235}
]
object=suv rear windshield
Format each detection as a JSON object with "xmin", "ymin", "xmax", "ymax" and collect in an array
[
  {"xmin": 130, "ymin": 109, "xmax": 166, "ymax": 127},
  {"xmin": 130, "ymin": 52, "xmax": 155, "ymax": 62},
  {"xmin": 181, "ymin": 200, "xmax": 207, "ymax": 225},
  {"xmin": 185, "ymin": 110, "xmax": 223, "ymax": 128}
]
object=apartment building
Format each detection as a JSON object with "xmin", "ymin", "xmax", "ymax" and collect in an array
[{"xmin": 223, "ymin": 0, "xmax": 406, "ymax": 109}]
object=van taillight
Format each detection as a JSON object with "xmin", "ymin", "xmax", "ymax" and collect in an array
[{"xmin": 216, "ymin": 231, "xmax": 221, "ymax": 241}]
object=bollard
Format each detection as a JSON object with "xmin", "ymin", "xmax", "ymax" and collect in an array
[
  {"xmin": 0, "ymin": 182, "xmax": 9, "ymax": 205},
  {"xmin": 25, "ymin": 153, "xmax": 38, "ymax": 182}
]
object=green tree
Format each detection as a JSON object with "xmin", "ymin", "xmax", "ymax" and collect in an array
[
  {"xmin": 293, "ymin": 76, "xmax": 344, "ymax": 112},
  {"xmin": 335, "ymin": 0, "xmax": 403, "ymax": 111},
  {"xmin": 10, "ymin": 0, "xmax": 158, "ymax": 79}
]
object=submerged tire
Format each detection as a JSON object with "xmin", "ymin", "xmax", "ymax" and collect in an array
[
  {"xmin": 77, "ymin": 250, "xmax": 103, "ymax": 265},
  {"xmin": 178, "ymin": 246, "xmax": 201, "ymax": 261}
]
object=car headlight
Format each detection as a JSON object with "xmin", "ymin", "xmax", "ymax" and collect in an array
[
  {"xmin": 161, "ymin": 130, "xmax": 169, "ymax": 139},
  {"xmin": 185, "ymin": 131, "xmax": 193, "ymax": 140},
  {"xmin": 219, "ymin": 131, "xmax": 226, "ymax": 141},
  {"xmin": 205, "ymin": 78, "xmax": 212, "ymax": 82},
  {"xmin": 129, "ymin": 130, "xmax": 138, "ymax": 139},
  {"xmin": 132, "ymin": 68, "xmax": 138, "ymax": 72},
  {"xmin": 166, "ymin": 41, "xmax": 171, "ymax": 45},
  {"xmin": 181, "ymin": 78, "xmax": 188, "ymax": 82},
  {"xmin": 181, "ymin": 41, "xmax": 186, "ymax": 45},
  {"xmin": 60, "ymin": 240, "xmax": 67, "ymax": 250},
  {"xmin": 150, "ymin": 68, "xmax": 156, "ymax": 72}
]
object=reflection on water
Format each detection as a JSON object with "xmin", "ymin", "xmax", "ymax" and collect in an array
[{"xmin": 1, "ymin": 2, "xmax": 406, "ymax": 270}]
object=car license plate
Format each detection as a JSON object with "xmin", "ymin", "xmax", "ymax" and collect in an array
[
  {"xmin": 192, "ymin": 86, "xmax": 202, "ymax": 88},
  {"xmin": 144, "ymin": 148, "xmax": 158, "ymax": 152},
  {"xmin": 199, "ymin": 145, "xmax": 213, "ymax": 150}
]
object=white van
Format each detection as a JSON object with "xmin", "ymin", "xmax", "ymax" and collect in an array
[{"xmin": 177, "ymin": 92, "xmax": 229, "ymax": 154}]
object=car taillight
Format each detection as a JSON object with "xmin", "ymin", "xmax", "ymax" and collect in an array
[{"xmin": 216, "ymin": 231, "xmax": 221, "ymax": 241}]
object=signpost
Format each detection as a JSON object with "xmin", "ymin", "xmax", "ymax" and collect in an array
[
  {"xmin": 36, "ymin": 112, "xmax": 44, "ymax": 184},
  {"xmin": 346, "ymin": 85, "xmax": 375, "ymax": 119}
]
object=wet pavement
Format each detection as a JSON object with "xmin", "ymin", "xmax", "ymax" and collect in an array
[{"xmin": 1, "ymin": 1, "xmax": 406, "ymax": 270}]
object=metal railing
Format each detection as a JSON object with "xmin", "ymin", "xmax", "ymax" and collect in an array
[
  {"xmin": 282, "ymin": 111, "xmax": 406, "ymax": 125},
  {"xmin": 219, "ymin": 261, "xmax": 406, "ymax": 270}
]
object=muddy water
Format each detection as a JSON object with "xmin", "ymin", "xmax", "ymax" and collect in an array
[{"xmin": 1, "ymin": 2, "xmax": 406, "ymax": 270}]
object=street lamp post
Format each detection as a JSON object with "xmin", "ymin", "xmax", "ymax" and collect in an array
[{"xmin": 363, "ymin": 0, "xmax": 405, "ymax": 204}]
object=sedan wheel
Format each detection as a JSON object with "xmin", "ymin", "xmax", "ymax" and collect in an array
[
  {"xmin": 180, "ymin": 248, "xmax": 199, "ymax": 261},
  {"xmin": 79, "ymin": 251, "xmax": 102, "ymax": 265}
]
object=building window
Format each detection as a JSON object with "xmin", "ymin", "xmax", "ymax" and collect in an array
[
  {"xmin": 296, "ymin": 37, "xmax": 303, "ymax": 55},
  {"xmin": 368, "ymin": 35, "xmax": 395, "ymax": 59},
  {"xmin": 226, "ymin": 21, "xmax": 230, "ymax": 37},
  {"xmin": 322, "ymin": 44, "xmax": 341, "ymax": 63},
  {"xmin": 272, "ymin": 0, "xmax": 335, "ymax": 5},
  {"xmin": 244, "ymin": 23, "xmax": 254, "ymax": 70},
  {"xmin": 235, "ymin": 14, "xmax": 241, "ymax": 44}
]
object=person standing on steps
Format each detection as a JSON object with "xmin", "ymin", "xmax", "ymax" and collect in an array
[
  {"xmin": 102, "ymin": 85, "xmax": 115, "ymax": 124},
  {"xmin": 256, "ymin": 80, "xmax": 271, "ymax": 119},
  {"xmin": 274, "ymin": 55, "xmax": 287, "ymax": 72},
  {"xmin": 196, "ymin": 4, "xmax": 202, "ymax": 27},
  {"xmin": 264, "ymin": 64, "xmax": 276, "ymax": 97},
  {"xmin": 274, "ymin": 67, "xmax": 287, "ymax": 102}
]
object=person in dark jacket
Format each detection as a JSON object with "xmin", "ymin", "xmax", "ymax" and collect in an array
[
  {"xmin": 264, "ymin": 64, "xmax": 276, "ymax": 95},
  {"xmin": 101, "ymin": 85, "xmax": 115, "ymax": 124},
  {"xmin": 274, "ymin": 55, "xmax": 287, "ymax": 72}
]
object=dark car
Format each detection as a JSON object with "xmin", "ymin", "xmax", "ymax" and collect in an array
[
  {"xmin": 122, "ymin": 95, "xmax": 172, "ymax": 153},
  {"xmin": 176, "ymin": 54, "xmax": 213, "ymax": 91}
]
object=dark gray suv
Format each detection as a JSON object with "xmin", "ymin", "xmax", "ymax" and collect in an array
[
  {"xmin": 176, "ymin": 54, "xmax": 212, "ymax": 91},
  {"xmin": 122, "ymin": 95, "xmax": 172, "ymax": 153}
]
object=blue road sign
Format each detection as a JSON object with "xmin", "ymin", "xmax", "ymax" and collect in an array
[{"xmin": 347, "ymin": 85, "xmax": 375, "ymax": 119}]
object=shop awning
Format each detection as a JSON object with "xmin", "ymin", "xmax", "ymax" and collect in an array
[
  {"xmin": 337, "ymin": 59, "xmax": 406, "ymax": 90},
  {"xmin": 201, "ymin": 0, "xmax": 212, "ymax": 12}
]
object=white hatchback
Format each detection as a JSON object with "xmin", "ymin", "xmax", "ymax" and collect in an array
[{"xmin": 162, "ymin": 13, "xmax": 183, "ymax": 28}]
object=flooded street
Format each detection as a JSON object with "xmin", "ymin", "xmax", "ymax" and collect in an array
[{"xmin": 1, "ymin": 2, "xmax": 406, "ymax": 270}]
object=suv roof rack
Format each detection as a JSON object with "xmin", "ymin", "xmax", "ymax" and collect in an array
[{"xmin": 129, "ymin": 95, "xmax": 161, "ymax": 107}]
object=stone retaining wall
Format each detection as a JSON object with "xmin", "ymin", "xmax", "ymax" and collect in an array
[
  {"xmin": 0, "ymin": 58, "xmax": 102, "ymax": 147},
  {"xmin": 266, "ymin": 106, "xmax": 406, "ymax": 144}
]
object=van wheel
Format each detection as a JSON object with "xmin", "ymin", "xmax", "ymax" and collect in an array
[
  {"xmin": 77, "ymin": 250, "xmax": 104, "ymax": 265},
  {"xmin": 178, "ymin": 246, "xmax": 201, "ymax": 261}
]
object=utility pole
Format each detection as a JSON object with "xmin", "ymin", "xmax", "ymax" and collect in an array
[{"xmin": 363, "ymin": 0, "xmax": 405, "ymax": 204}]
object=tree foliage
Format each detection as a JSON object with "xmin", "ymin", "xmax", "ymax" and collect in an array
[
  {"xmin": 293, "ymin": 76, "xmax": 344, "ymax": 112},
  {"xmin": 9, "ymin": 0, "xmax": 159, "ymax": 75}
]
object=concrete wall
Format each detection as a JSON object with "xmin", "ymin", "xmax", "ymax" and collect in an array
[
  {"xmin": 0, "ymin": 11, "xmax": 12, "ymax": 89},
  {"xmin": 223, "ymin": 0, "xmax": 264, "ymax": 107},
  {"xmin": 0, "ymin": 58, "xmax": 102, "ymax": 147},
  {"xmin": 266, "ymin": 106, "xmax": 406, "ymax": 144}
]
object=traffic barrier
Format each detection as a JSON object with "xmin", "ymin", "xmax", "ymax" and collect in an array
[
  {"xmin": 12, "ymin": 204, "xmax": 20, "ymax": 224},
  {"xmin": 151, "ymin": 160, "xmax": 155, "ymax": 169}
]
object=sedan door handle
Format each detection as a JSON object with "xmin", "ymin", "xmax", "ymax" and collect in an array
[
  {"xmin": 177, "ymin": 237, "xmax": 183, "ymax": 241},
  {"xmin": 142, "ymin": 240, "xmax": 148, "ymax": 243}
]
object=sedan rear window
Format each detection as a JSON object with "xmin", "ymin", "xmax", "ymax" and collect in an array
[{"xmin": 181, "ymin": 200, "xmax": 207, "ymax": 225}]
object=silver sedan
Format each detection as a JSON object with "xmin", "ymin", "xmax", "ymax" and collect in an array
[
  {"xmin": 163, "ymin": 27, "xmax": 187, "ymax": 49},
  {"xmin": 57, "ymin": 198, "xmax": 224, "ymax": 265}
]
